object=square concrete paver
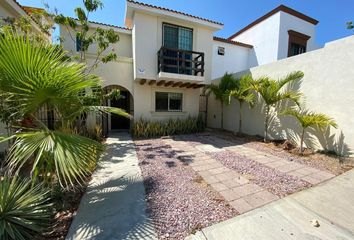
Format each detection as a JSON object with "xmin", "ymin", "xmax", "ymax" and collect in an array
[
  {"xmin": 232, "ymin": 184, "xmax": 263, "ymax": 197},
  {"xmin": 229, "ymin": 198, "xmax": 254, "ymax": 213},
  {"xmin": 211, "ymin": 183, "xmax": 229, "ymax": 192}
]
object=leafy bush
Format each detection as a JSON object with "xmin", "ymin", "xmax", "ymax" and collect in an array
[
  {"xmin": 0, "ymin": 178, "xmax": 52, "ymax": 240},
  {"xmin": 132, "ymin": 115, "xmax": 205, "ymax": 138}
]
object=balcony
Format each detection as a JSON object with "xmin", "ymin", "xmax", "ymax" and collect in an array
[{"xmin": 157, "ymin": 47, "xmax": 205, "ymax": 83}]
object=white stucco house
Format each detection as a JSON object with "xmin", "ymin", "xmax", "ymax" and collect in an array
[
  {"xmin": 59, "ymin": 0, "xmax": 320, "ymax": 135},
  {"xmin": 0, "ymin": 0, "xmax": 321, "ymax": 137}
]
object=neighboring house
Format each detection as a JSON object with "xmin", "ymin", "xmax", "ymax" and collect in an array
[
  {"xmin": 0, "ymin": 0, "xmax": 51, "ymax": 40},
  {"xmin": 59, "ymin": 1, "xmax": 321, "ymax": 135},
  {"xmin": 212, "ymin": 5, "xmax": 319, "ymax": 78},
  {"xmin": 0, "ymin": 0, "xmax": 50, "ymax": 153}
]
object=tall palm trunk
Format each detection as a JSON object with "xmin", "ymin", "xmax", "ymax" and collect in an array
[
  {"xmin": 221, "ymin": 101, "xmax": 224, "ymax": 130},
  {"xmin": 300, "ymin": 128, "xmax": 305, "ymax": 154},
  {"xmin": 264, "ymin": 105, "xmax": 270, "ymax": 142}
]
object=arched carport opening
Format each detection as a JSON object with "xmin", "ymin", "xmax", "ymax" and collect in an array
[{"xmin": 102, "ymin": 85, "xmax": 134, "ymax": 136}]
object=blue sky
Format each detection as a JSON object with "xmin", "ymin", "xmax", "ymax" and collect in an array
[{"xmin": 18, "ymin": 0, "xmax": 353, "ymax": 46}]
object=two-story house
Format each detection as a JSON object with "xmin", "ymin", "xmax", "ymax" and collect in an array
[{"xmin": 1, "ymin": 0, "xmax": 319, "ymax": 136}]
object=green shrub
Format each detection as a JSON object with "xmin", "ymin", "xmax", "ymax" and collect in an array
[
  {"xmin": 0, "ymin": 178, "xmax": 53, "ymax": 240},
  {"xmin": 132, "ymin": 115, "xmax": 205, "ymax": 138}
]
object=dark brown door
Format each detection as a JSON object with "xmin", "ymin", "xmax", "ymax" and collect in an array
[{"xmin": 111, "ymin": 91, "xmax": 130, "ymax": 130}]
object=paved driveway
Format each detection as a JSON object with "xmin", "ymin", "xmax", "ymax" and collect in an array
[
  {"xmin": 163, "ymin": 133, "xmax": 335, "ymax": 214},
  {"xmin": 186, "ymin": 168, "xmax": 354, "ymax": 240}
]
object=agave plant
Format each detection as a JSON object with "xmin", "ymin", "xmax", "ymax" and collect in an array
[
  {"xmin": 230, "ymin": 75, "xmax": 255, "ymax": 134},
  {"xmin": 282, "ymin": 108, "xmax": 338, "ymax": 154},
  {"xmin": 0, "ymin": 31, "xmax": 129, "ymax": 187},
  {"xmin": 251, "ymin": 71, "xmax": 304, "ymax": 142},
  {"xmin": 204, "ymin": 73, "xmax": 237, "ymax": 130},
  {"xmin": 0, "ymin": 177, "xmax": 52, "ymax": 240}
]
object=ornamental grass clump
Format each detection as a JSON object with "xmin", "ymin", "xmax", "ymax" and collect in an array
[{"xmin": 133, "ymin": 116, "xmax": 205, "ymax": 138}]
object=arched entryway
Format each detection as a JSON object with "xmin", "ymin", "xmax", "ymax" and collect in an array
[{"xmin": 102, "ymin": 85, "xmax": 134, "ymax": 136}]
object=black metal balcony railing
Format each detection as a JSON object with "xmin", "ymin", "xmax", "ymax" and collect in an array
[{"xmin": 158, "ymin": 47, "xmax": 205, "ymax": 77}]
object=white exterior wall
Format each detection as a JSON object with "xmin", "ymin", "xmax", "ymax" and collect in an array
[
  {"xmin": 277, "ymin": 12, "xmax": 319, "ymax": 59},
  {"xmin": 132, "ymin": 11, "xmax": 214, "ymax": 83},
  {"xmin": 212, "ymin": 41, "xmax": 251, "ymax": 79},
  {"xmin": 231, "ymin": 12, "xmax": 281, "ymax": 67},
  {"xmin": 207, "ymin": 36, "xmax": 354, "ymax": 156},
  {"xmin": 133, "ymin": 84, "xmax": 200, "ymax": 120},
  {"xmin": 59, "ymin": 26, "xmax": 134, "ymax": 93}
]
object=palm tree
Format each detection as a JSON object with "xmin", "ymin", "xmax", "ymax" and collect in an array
[
  {"xmin": 204, "ymin": 73, "xmax": 237, "ymax": 130},
  {"xmin": 230, "ymin": 75, "xmax": 255, "ymax": 134},
  {"xmin": 251, "ymin": 71, "xmax": 304, "ymax": 142},
  {"xmin": 0, "ymin": 31, "xmax": 130, "ymax": 187},
  {"xmin": 282, "ymin": 108, "xmax": 337, "ymax": 154}
]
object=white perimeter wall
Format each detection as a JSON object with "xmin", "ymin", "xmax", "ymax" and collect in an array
[
  {"xmin": 207, "ymin": 36, "xmax": 354, "ymax": 156},
  {"xmin": 212, "ymin": 41, "xmax": 251, "ymax": 79}
]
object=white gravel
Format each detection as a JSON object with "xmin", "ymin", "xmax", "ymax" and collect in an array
[{"xmin": 135, "ymin": 139, "xmax": 238, "ymax": 240}]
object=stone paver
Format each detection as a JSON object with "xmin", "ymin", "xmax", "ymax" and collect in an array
[
  {"xmin": 186, "ymin": 169, "xmax": 354, "ymax": 240},
  {"xmin": 166, "ymin": 134, "xmax": 337, "ymax": 217},
  {"xmin": 199, "ymin": 135, "xmax": 336, "ymax": 185},
  {"xmin": 164, "ymin": 137, "xmax": 279, "ymax": 214},
  {"xmin": 66, "ymin": 133, "xmax": 157, "ymax": 240}
]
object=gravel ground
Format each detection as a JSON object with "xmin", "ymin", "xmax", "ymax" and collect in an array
[
  {"xmin": 208, "ymin": 131, "xmax": 354, "ymax": 175},
  {"xmin": 207, "ymin": 150, "xmax": 310, "ymax": 197},
  {"xmin": 135, "ymin": 139, "xmax": 238, "ymax": 240}
]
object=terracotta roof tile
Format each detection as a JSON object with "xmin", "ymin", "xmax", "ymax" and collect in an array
[{"xmin": 127, "ymin": 0, "xmax": 223, "ymax": 26}]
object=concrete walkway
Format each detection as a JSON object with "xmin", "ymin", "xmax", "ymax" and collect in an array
[
  {"xmin": 186, "ymin": 168, "xmax": 354, "ymax": 240},
  {"xmin": 66, "ymin": 133, "xmax": 157, "ymax": 240}
]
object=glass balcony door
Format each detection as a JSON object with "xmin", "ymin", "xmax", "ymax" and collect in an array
[{"xmin": 163, "ymin": 24, "xmax": 193, "ymax": 75}]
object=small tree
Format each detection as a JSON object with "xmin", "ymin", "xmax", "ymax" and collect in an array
[
  {"xmin": 230, "ymin": 75, "xmax": 255, "ymax": 134},
  {"xmin": 53, "ymin": 0, "xmax": 119, "ymax": 72},
  {"xmin": 347, "ymin": 21, "xmax": 353, "ymax": 30},
  {"xmin": 252, "ymin": 71, "xmax": 303, "ymax": 142},
  {"xmin": 282, "ymin": 108, "xmax": 337, "ymax": 154},
  {"xmin": 205, "ymin": 73, "xmax": 237, "ymax": 129}
]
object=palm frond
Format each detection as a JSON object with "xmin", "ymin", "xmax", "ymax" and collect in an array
[
  {"xmin": 83, "ymin": 106, "xmax": 132, "ymax": 119},
  {"xmin": 0, "ymin": 31, "xmax": 102, "ymax": 122},
  {"xmin": 282, "ymin": 108, "xmax": 338, "ymax": 131},
  {"xmin": 277, "ymin": 71, "xmax": 304, "ymax": 90},
  {"xmin": 5, "ymin": 130, "xmax": 103, "ymax": 187}
]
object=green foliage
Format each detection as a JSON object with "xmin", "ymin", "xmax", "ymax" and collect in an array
[
  {"xmin": 251, "ymin": 71, "xmax": 304, "ymax": 142},
  {"xmin": 53, "ymin": 0, "xmax": 119, "ymax": 70},
  {"xmin": 5, "ymin": 130, "xmax": 103, "ymax": 187},
  {"xmin": 347, "ymin": 21, "xmax": 353, "ymax": 30},
  {"xmin": 282, "ymin": 108, "xmax": 338, "ymax": 130},
  {"xmin": 133, "ymin": 116, "xmax": 205, "ymax": 138},
  {"xmin": 205, "ymin": 73, "xmax": 238, "ymax": 129},
  {"xmin": 0, "ymin": 177, "xmax": 52, "ymax": 240},
  {"xmin": 0, "ymin": 32, "xmax": 128, "ymax": 187},
  {"xmin": 281, "ymin": 108, "xmax": 337, "ymax": 154},
  {"xmin": 230, "ymin": 75, "xmax": 255, "ymax": 133}
]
